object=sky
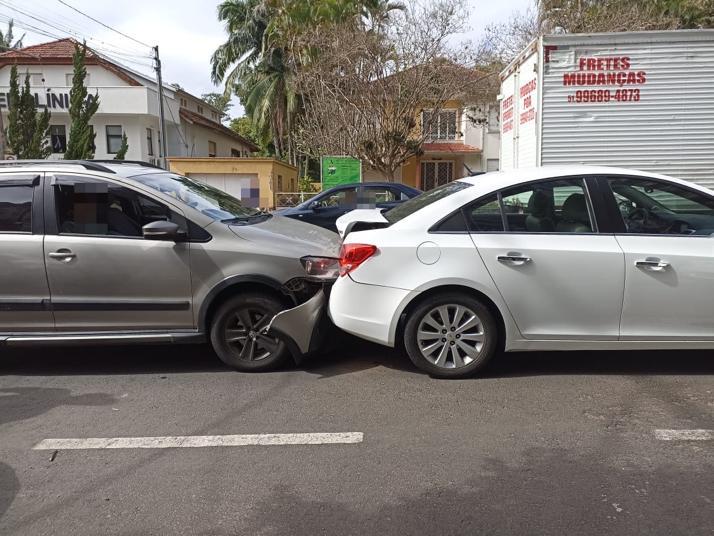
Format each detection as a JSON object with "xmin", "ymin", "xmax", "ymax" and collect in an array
[{"xmin": 6, "ymin": 0, "xmax": 533, "ymax": 116}]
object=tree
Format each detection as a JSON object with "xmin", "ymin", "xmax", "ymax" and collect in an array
[
  {"xmin": 0, "ymin": 19, "xmax": 26, "ymax": 159},
  {"xmin": 201, "ymin": 92, "xmax": 233, "ymax": 121},
  {"xmin": 292, "ymin": 1, "xmax": 488, "ymax": 181},
  {"xmin": 64, "ymin": 42, "xmax": 100, "ymax": 160},
  {"xmin": 211, "ymin": 0, "xmax": 404, "ymax": 164},
  {"xmin": 113, "ymin": 133, "xmax": 129, "ymax": 160},
  {"xmin": 0, "ymin": 19, "xmax": 24, "ymax": 51},
  {"xmin": 229, "ymin": 115, "xmax": 271, "ymax": 152},
  {"xmin": 6, "ymin": 66, "xmax": 51, "ymax": 159}
]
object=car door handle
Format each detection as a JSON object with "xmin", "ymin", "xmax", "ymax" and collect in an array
[
  {"xmin": 635, "ymin": 258, "xmax": 670, "ymax": 271},
  {"xmin": 497, "ymin": 254, "xmax": 532, "ymax": 266},
  {"xmin": 48, "ymin": 249, "xmax": 76, "ymax": 262}
]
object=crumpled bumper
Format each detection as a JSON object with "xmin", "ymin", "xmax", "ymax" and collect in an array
[{"xmin": 266, "ymin": 289, "xmax": 332, "ymax": 362}]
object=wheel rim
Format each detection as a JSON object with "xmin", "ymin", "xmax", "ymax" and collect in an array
[
  {"xmin": 224, "ymin": 308, "xmax": 280, "ymax": 362},
  {"xmin": 416, "ymin": 304, "xmax": 485, "ymax": 369}
]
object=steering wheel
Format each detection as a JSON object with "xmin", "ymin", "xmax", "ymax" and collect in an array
[{"xmin": 664, "ymin": 220, "xmax": 693, "ymax": 235}]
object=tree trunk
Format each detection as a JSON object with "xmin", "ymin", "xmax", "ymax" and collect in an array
[{"xmin": 0, "ymin": 110, "xmax": 5, "ymax": 159}]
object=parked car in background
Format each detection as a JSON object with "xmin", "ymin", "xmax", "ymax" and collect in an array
[
  {"xmin": 0, "ymin": 160, "xmax": 340, "ymax": 372},
  {"xmin": 329, "ymin": 166, "xmax": 714, "ymax": 378},
  {"xmin": 275, "ymin": 182, "xmax": 421, "ymax": 232}
]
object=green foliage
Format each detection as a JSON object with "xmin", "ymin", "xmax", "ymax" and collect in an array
[
  {"xmin": 211, "ymin": 0, "xmax": 403, "ymax": 164},
  {"xmin": 113, "ymin": 133, "xmax": 129, "ymax": 160},
  {"xmin": 298, "ymin": 175, "xmax": 319, "ymax": 192},
  {"xmin": 6, "ymin": 66, "xmax": 51, "ymax": 159},
  {"xmin": 0, "ymin": 19, "xmax": 24, "ymax": 51},
  {"xmin": 64, "ymin": 42, "xmax": 100, "ymax": 160},
  {"xmin": 229, "ymin": 115, "xmax": 274, "ymax": 155},
  {"xmin": 201, "ymin": 92, "xmax": 233, "ymax": 120}
]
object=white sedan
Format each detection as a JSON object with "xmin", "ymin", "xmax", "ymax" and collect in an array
[{"xmin": 328, "ymin": 166, "xmax": 714, "ymax": 378}]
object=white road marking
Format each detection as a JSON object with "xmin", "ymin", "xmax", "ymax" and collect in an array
[
  {"xmin": 655, "ymin": 429, "xmax": 714, "ymax": 441},
  {"xmin": 33, "ymin": 432, "xmax": 364, "ymax": 450}
]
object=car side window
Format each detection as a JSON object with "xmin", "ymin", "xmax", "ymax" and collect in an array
[
  {"xmin": 53, "ymin": 176, "xmax": 185, "ymax": 238},
  {"xmin": 361, "ymin": 186, "xmax": 398, "ymax": 205},
  {"xmin": 465, "ymin": 195, "xmax": 504, "ymax": 232},
  {"xmin": 500, "ymin": 178, "xmax": 595, "ymax": 234},
  {"xmin": 319, "ymin": 187, "xmax": 358, "ymax": 208},
  {"xmin": 608, "ymin": 177, "xmax": 714, "ymax": 236},
  {"xmin": 0, "ymin": 177, "xmax": 35, "ymax": 233}
]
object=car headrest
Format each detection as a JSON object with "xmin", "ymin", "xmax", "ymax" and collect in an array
[{"xmin": 561, "ymin": 193, "xmax": 589, "ymax": 223}]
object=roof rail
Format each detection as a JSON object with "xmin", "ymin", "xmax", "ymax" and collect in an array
[
  {"xmin": 0, "ymin": 160, "xmax": 115, "ymax": 173},
  {"xmin": 89, "ymin": 160, "xmax": 165, "ymax": 170}
]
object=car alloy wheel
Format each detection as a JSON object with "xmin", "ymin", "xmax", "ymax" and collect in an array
[
  {"xmin": 210, "ymin": 293, "xmax": 290, "ymax": 371},
  {"xmin": 417, "ymin": 304, "xmax": 484, "ymax": 369},
  {"xmin": 404, "ymin": 293, "xmax": 497, "ymax": 378},
  {"xmin": 224, "ymin": 308, "xmax": 281, "ymax": 362}
]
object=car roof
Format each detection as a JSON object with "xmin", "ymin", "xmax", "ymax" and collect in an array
[{"xmin": 456, "ymin": 165, "xmax": 709, "ymax": 193}]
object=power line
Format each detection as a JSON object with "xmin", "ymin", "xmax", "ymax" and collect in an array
[
  {"xmin": 55, "ymin": 0, "xmax": 152, "ymax": 49},
  {"xmin": 0, "ymin": 0, "xmax": 152, "ymax": 59}
]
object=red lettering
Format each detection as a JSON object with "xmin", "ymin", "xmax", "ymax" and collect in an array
[
  {"xmin": 637, "ymin": 71, "xmax": 646, "ymax": 84},
  {"xmin": 621, "ymin": 56, "xmax": 630, "ymax": 69},
  {"xmin": 564, "ymin": 73, "xmax": 577, "ymax": 85}
]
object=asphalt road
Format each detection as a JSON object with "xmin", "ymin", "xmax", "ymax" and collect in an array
[{"xmin": 1, "ymin": 338, "xmax": 712, "ymax": 535}]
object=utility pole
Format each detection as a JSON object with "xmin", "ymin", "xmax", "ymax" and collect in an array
[{"xmin": 153, "ymin": 45, "xmax": 169, "ymax": 169}]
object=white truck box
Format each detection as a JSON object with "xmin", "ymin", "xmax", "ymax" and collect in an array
[{"xmin": 499, "ymin": 30, "xmax": 714, "ymax": 188}]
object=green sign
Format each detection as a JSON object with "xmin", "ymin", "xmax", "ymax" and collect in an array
[{"xmin": 320, "ymin": 156, "xmax": 361, "ymax": 189}]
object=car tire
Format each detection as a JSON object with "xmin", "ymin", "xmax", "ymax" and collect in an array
[
  {"xmin": 404, "ymin": 293, "xmax": 497, "ymax": 379},
  {"xmin": 210, "ymin": 293, "xmax": 291, "ymax": 372}
]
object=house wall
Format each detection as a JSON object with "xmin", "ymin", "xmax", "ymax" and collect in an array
[{"xmin": 167, "ymin": 157, "xmax": 298, "ymax": 209}]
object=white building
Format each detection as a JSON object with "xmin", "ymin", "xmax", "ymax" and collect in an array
[{"xmin": 0, "ymin": 38, "xmax": 258, "ymax": 163}]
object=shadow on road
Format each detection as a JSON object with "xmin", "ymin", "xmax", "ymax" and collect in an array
[
  {"xmin": 240, "ymin": 447, "xmax": 714, "ymax": 536},
  {"xmin": 0, "ymin": 387, "xmax": 116, "ymax": 426},
  {"xmin": 0, "ymin": 336, "xmax": 712, "ymax": 379},
  {"xmin": 0, "ymin": 462, "xmax": 18, "ymax": 521}
]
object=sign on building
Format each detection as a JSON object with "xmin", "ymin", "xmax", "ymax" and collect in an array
[{"xmin": 320, "ymin": 156, "xmax": 361, "ymax": 189}]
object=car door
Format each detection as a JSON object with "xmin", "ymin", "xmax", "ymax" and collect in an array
[
  {"xmin": 43, "ymin": 173, "xmax": 194, "ymax": 332},
  {"xmin": 307, "ymin": 186, "xmax": 358, "ymax": 230},
  {"xmin": 468, "ymin": 177, "xmax": 625, "ymax": 340},
  {"xmin": 602, "ymin": 175, "xmax": 714, "ymax": 340},
  {"xmin": 0, "ymin": 172, "xmax": 54, "ymax": 332}
]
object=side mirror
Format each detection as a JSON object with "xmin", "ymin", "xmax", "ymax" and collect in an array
[
  {"xmin": 142, "ymin": 220, "xmax": 186, "ymax": 241},
  {"xmin": 309, "ymin": 200, "xmax": 324, "ymax": 211}
]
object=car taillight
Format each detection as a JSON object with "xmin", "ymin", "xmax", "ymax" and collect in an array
[{"xmin": 339, "ymin": 244, "xmax": 377, "ymax": 277}]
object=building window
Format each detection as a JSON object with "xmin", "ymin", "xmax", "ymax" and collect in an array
[
  {"xmin": 146, "ymin": 128, "xmax": 154, "ymax": 156},
  {"xmin": 180, "ymin": 97, "xmax": 187, "ymax": 107},
  {"xmin": 231, "ymin": 148, "xmax": 240, "ymax": 157},
  {"xmin": 89, "ymin": 125, "xmax": 96, "ymax": 152},
  {"xmin": 197, "ymin": 105, "xmax": 204, "ymax": 114},
  {"xmin": 65, "ymin": 73, "xmax": 90, "ymax": 86},
  {"xmin": 277, "ymin": 175, "xmax": 283, "ymax": 191},
  {"xmin": 28, "ymin": 73, "xmax": 44, "ymax": 85},
  {"xmin": 422, "ymin": 110, "xmax": 458, "ymax": 140},
  {"xmin": 50, "ymin": 125, "xmax": 67, "ymax": 153},
  {"xmin": 106, "ymin": 125, "xmax": 123, "ymax": 154},
  {"xmin": 208, "ymin": 140, "xmax": 217, "ymax": 157}
]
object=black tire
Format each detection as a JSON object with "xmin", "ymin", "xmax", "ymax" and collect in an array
[
  {"xmin": 209, "ymin": 293, "xmax": 291, "ymax": 372},
  {"xmin": 404, "ymin": 293, "xmax": 497, "ymax": 379}
]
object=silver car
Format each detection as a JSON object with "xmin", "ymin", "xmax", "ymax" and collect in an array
[{"xmin": 0, "ymin": 160, "xmax": 340, "ymax": 371}]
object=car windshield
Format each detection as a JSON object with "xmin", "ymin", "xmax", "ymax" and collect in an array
[
  {"xmin": 132, "ymin": 172, "xmax": 262, "ymax": 221},
  {"xmin": 384, "ymin": 181, "xmax": 473, "ymax": 224}
]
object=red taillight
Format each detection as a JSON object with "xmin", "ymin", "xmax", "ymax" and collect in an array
[{"xmin": 339, "ymin": 244, "xmax": 377, "ymax": 277}]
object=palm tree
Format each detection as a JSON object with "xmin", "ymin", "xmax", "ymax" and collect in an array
[{"xmin": 0, "ymin": 19, "xmax": 24, "ymax": 51}]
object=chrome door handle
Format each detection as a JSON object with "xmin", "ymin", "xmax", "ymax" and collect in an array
[
  {"xmin": 635, "ymin": 258, "xmax": 669, "ymax": 271},
  {"xmin": 497, "ymin": 254, "xmax": 532, "ymax": 266},
  {"xmin": 48, "ymin": 249, "xmax": 76, "ymax": 262}
]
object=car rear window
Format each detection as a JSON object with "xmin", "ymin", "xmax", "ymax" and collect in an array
[{"xmin": 384, "ymin": 181, "xmax": 472, "ymax": 225}]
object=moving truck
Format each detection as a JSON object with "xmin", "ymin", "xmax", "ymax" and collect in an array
[{"xmin": 499, "ymin": 30, "xmax": 714, "ymax": 188}]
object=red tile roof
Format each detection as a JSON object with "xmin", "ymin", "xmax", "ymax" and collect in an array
[
  {"xmin": 422, "ymin": 143, "xmax": 481, "ymax": 154},
  {"xmin": 0, "ymin": 38, "xmax": 88, "ymax": 60},
  {"xmin": 0, "ymin": 38, "xmax": 141, "ymax": 86},
  {"xmin": 179, "ymin": 108, "xmax": 260, "ymax": 152}
]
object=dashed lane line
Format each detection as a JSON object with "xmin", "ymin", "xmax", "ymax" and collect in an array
[
  {"xmin": 655, "ymin": 429, "xmax": 714, "ymax": 441},
  {"xmin": 32, "ymin": 432, "xmax": 364, "ymax": 450}
]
